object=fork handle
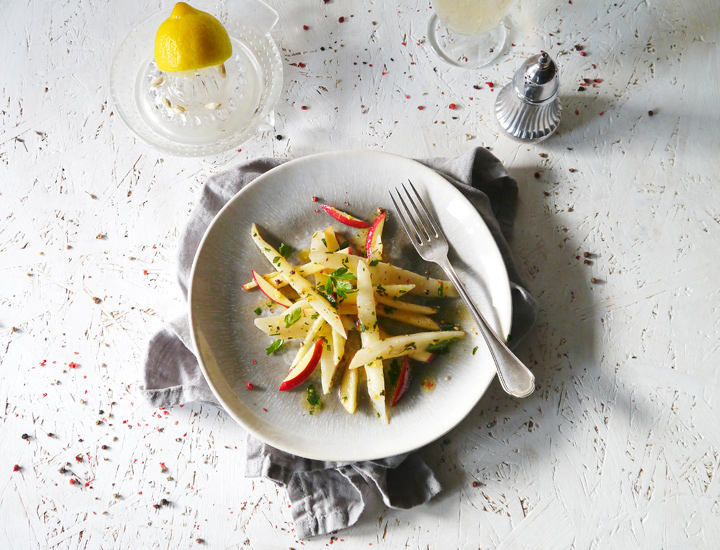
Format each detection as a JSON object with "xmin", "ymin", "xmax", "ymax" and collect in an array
[{"xmin": 438, "ymin": 258, "xmax": 535, "ymax": 398}]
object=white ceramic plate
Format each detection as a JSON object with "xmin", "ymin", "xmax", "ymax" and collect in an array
[{"xmin": 189, "ymin": 150, "xmax": 512, "ymax": 461}]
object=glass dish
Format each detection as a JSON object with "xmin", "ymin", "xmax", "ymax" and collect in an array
[{"xmin": 110, "ymin": 0, "xmax": 283, "ymax": 157}]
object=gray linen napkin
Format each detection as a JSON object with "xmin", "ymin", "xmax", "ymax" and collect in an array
[{"xmin": 142, "ymin": 147, "xmax": 537, "ymax": 539}]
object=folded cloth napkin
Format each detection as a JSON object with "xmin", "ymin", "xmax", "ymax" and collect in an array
[{"xmin": 142, "ymin": 147, "xmax": 537, "ymax": 539}]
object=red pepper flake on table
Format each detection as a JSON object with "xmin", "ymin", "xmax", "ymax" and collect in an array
[{"xmin": 13, "ymin": 464, "xmax": 20, "ymax": 472}]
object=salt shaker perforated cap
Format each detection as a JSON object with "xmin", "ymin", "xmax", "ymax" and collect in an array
[{"xmin": 495, "ymin": 52, "xmax": 562, "ymax": 142}]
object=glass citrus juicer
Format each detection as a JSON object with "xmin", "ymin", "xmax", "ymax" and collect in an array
[{"xmin": 110, "ymin": 1, "xmax": 283, "ymax": 157}]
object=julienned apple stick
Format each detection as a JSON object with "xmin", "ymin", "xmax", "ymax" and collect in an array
[{"xmin": 251, "ymin": 224, "xmax": 346, "ymax": 338}]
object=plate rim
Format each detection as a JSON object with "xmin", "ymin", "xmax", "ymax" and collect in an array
[{"xmin": 188, "ymin": 149, "xmax": 512, "ymax": 460}]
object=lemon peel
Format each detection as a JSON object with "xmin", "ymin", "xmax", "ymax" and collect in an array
[{"xmin": 154, "ymin": 2, "xmax": 232, "ymax": 72}]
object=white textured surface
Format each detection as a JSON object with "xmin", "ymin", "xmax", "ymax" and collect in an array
[{"xmin": 1, "ymin": 0, "xmax": 719, "ymax": 548}]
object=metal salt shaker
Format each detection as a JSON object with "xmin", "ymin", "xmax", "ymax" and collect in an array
[{"xmin": 495, "ymin": 52, "xmax": 562, "ymax": 142}]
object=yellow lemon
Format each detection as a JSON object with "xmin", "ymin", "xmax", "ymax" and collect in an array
[{"xmin": 154, "ymin": 2, "xmax": 232, "ymax": 72}]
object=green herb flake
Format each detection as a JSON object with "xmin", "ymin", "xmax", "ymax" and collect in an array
[
  {"xmin": 284, "ymin": 307, "xmax": 302, "ymax": 328},
  {"xmin": 387, "ymin": 359, "xmax": 401, "ymax": 388},
  {"xmin": 321, "ymin": 238, "xmax": 327, "ymax": 247},
  {"xmin": 278, "ymin": 243, "xmax": 292, "ymax": 257},
  {"xmin": 266, "ymin": 339, "xmax": 285, "ymax": 355},
  {"xmin": 272, "ymin": 256, "xmax": 281, "ymax": 265},
  {"xmin": 254, "ymin": 307, "xmax": 262, "ymax": 315},
  {"xmin": 426, "ymin": 337, "xmax": 458, "ymax": 353},
  {"xmin": 307, "ymin": 384, "xmax": 321, "ymax": 407},
  {"xmin": 324, "ymin": 267, "xmax": 357, "ymax": 299},
  {"xmin": 369, "ymin": 260, "xmax": 380, "ymax": 266},
  {"xmin": 329, "ymin": 267, "xmax": 356, "ymax": 281},
  {"xmin": 383, "ymin": 305, "xmax": 396, "ymax": 315},
  {"xmin": 437, "ymin": 283, "xmax": 444, "ymax": 297},
  {"xmin": 472, "ymin": 346, "xmax": 478, "ymax": 355}
]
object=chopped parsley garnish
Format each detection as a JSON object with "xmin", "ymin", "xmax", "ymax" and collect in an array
[
  {"xmin": 307, "ymin": 384, "xmax": 321, "ymax": 407},
  {"xmin": 331, "ymin": 267, "xmax": 356, "ymax": 280},
  {"xmin": 266, "ymin": 339, "xmax": 285, "ymax": 355},
  {"xmin": 272, "ymin": 256, "xmax": 281, "ymax": 265},
  {"xmin": 383, "ymin": 305, "xmax": 396, "ymax": 315},
  {"xmin": 387, "ymin": 359, "xmax": 401, "ymax": 388},
  {"xmin": 338, "ymin": 240, "xmax": 350, "ymax": 249},
  {"xmin": 369, "ymin": 260, "xmax": 380, "ymax": 266},
  {"xmin": 284, "ymin": 307, "xmax": 302, "ymax": 328},
  {"xmin": 437, "ymin": 283, "xmax": 444, "ymax": 297},
  {"xmin": 375, "ymin": 284, "xmax": 387, "ymax": 297},
  {"xmin": 278, "ymin": 243, "xmax": 292, "ymax": 257},
  {"xmin": 254, "ymin": 307, "xmax": 262, "ymax": 315},
  {"xmin": 426, "ymin": 337, "xmax": 458, "ymax": 353},
  {"xmin": 472, "ymin": 346, "xmax": 478, "ymax": 355},
  {"xmin": 317, "ymin": 287, "xmax": 338, "ymax": 307},
  {"xmin": 321, "ymin": 238, "xmax": 327, "ymax": 247},
  {"xmin": 324, "ymin": 267, "xmax": 357, "ymax": 299},
  {"xmin": 506, "ymin": 333, "xmax": 513, "ymax": 343}
]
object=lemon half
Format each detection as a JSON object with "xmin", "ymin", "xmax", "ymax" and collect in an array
[{"xmin": 154, "ymin": 2, "xmax": 232, "ymax": 72}]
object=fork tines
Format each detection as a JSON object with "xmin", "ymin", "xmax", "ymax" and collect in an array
[{"xmin": 389, "ymin": 180, "xmax": 443, "ymax": 247}]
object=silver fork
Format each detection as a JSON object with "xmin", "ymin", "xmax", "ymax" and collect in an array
[{"xmin": 390, "ymin": 181, "xmax": 535, "ymax": 398}]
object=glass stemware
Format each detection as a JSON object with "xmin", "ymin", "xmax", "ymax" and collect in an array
[{"xmin": 427, "ymin": 0, "xmax": 513, "ymax": 68}]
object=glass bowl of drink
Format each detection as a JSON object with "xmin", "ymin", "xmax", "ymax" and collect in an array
[
  {"xmin": 110, "ymin": 0, "xmax": 283, "ymax": 157},
  {"xmin": 427, "ymin": 0, "xmax": 513, "ymax": 68}
]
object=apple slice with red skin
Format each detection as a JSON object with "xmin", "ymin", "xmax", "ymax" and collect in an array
[
  {"xmin": 279, "ymin": 338, "xmax": 323, "ymax": 391},
  {"xmin": 253, "ymin": 270, "xmax": 292, "ymax": 308},
  {"xmin": 391, "ymin": 356, "xmax": 411, "ymax": 406},
  {"xmin": 320, "ymin": 205, "xmax": 370, "ymax": 228},
  {"xmin": 410, "ymin": 351, "xmax": 434, "ymax": 363},
  {"xmin": 365, "ymin": 209, "xmax": 386, "ymax": 259}
]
